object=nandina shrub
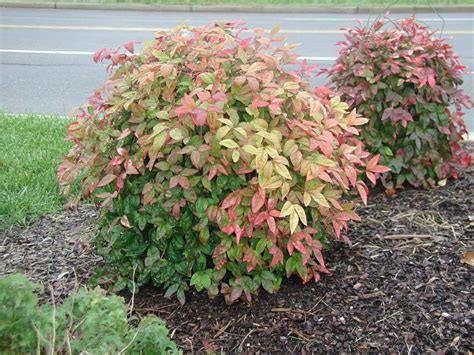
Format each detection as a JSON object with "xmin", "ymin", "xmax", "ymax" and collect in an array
[
  {"xmin": 58, "ymin": 22, "xmax": 384, "ymax": 304},
  {"xmin": 324, "ymin": 17, "xmax": 472, "ymax": 190}
]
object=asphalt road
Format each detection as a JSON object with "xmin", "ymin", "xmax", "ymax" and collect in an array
[{"xmin": 0, "ymin": 8, "xmax": 473, "ymax": 131}]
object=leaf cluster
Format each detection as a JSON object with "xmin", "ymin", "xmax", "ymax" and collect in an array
[
  {"xmin": 0, "ymin": 274, "xmax": 179, "ymax": 354},
  {"xmin": 58, "ymin": 22, "xmax": 380, "ymax": 304},
  {"xmin": 325, "ymin": 17, "xmax": 472, "ymax": 190}
]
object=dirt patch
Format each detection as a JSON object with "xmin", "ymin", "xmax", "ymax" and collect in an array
[
  {"xmin": 1, "ymin": 204, "xmax": 102, "ymax": 301},
  {"xmin": 1, "ymin": 147, "xmax": 473, "ymax": 352}
]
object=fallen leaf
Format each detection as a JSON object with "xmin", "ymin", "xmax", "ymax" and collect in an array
[{"xmin": 460, "ymin": 251, "xmax": 474, "ymax": 266}]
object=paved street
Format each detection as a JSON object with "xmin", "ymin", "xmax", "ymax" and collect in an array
[{"xmin": 0, "ymin": 8, "xmax": 472, "ymax": 131}]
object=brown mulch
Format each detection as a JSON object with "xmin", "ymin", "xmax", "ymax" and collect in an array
[
  {"xmin": 1, "ymin": 204, "xmax": 101, "ymax": 300},
  {"xmin": 1, "ymin": 149, "xmax": 473, "ymax": 353}
]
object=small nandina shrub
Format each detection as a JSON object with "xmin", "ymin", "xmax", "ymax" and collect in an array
[
  {"xmin": 325, "ymin": 17, "xmax": 472, "ymax": 190},
  {"xmin": 58, "ymin": 22, "xmax": 382, "ymax": 304},
  {"xmin": 0, "ymin": 274, "xmax": 179, "ymax": 354}
]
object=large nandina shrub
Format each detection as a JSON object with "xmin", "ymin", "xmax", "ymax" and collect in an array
[
  {"xmin": 58, "ymin": 22, "xmax": 382, "ymax": 304},
  {"xmin": 325, "ymin": 17, "xmax": 472, "ymax": 190}
]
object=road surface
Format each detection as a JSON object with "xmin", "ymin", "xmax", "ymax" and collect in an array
[{"xmin": 0, "ymin": 8, "xmax": 472, "ymax": 131}]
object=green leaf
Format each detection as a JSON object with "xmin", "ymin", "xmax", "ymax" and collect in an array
[{"xmin": 190, "ymin": 271, "xmax": 211, "ymax": 291}]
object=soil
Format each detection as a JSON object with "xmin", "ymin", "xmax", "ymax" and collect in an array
[{"xmin": 1, "ymin": 146, "xmax": 473, "ymax": 353}]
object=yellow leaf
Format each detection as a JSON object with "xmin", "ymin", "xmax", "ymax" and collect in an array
[
  {"xmin": 232, "ymin": 150, "xmax": 240, "ymax": 163},
  {"xmin": 263, "ymin": 161, "xmax": 274, "ymax": 179},
  {"xmin": 219, "ymin": 139, "xmax": 239, "ymax": 149},
  {"xmin": 293, "ymin": 205, "xmax": 307, "ymax": 225},
  {"xmin": 283, "ymin": 81, "xmax": 300, "ymax": 91},
  {"xmin": 169, "ymin": 128, "xmax": 183, "ymax": 141},
  {"xmin": 262, "ymin": 176, "xmax": 282, "ymax": 189},
  {"xmin": 216, "ymin": 126, "xmax": 231, "ymax": 140},
  {"xmin": 273, "ymin": 155, "xmax": 289, "ymax": 166},
  {"xmin": 274, "ymin": 163, "xmax": 292, "ymax": 180},
  {"xmin": 243, "ymin": 145, "xmax": 258, "ymax": 155},
  {"xmin": 265, "ymin": 146, "xmax": 279, "ymax": 158},
  {"xmin": 234, "ymin": 127, "xmax": 248, "ymax": 138},
  {"xmin": 311, "ymin": 192, "xmax": 330, "ymax": 208},
  {"xmin": 289, "ymin": 210, "xmax": 299, "ymax": 234},
  {"xmin": 279, "ymin": 201, "xmax": 294, "ymax": 218},
  {"xmin": 270, "ymin": 24, "xmax": 280, "ymax": 36},
  {"xmin": 256, "ymin": 148, "xmax": 269, "ymax": 170},
  {"xmin": 303, "ymin": 192, "xmax": 312, "ymax": 207},
  {"xmin": 217, "ymin": 118, "xmax": 234, "ymax": 127},
  {"xmin": 280, "ymin": 182, "xmax": 290, "ymax": 199}
]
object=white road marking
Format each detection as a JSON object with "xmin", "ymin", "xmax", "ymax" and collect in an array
[
  {"xmin": 0, "ymin": 24, "xmax": 473, "ymax": 35},
  {"xmin": 299, "ymin": 56, "xmax": 336, "ymax": 61},
  {"xmin": 0, "ymin": 49, "xmax": 95, "ymax": 55},
  {"xmin": 282, "ymin": 17, "xmax": 474, "ymax": 22},
  {"xmin": 0, "ymin": 49, "xmax": 338, "ymax": 61}
]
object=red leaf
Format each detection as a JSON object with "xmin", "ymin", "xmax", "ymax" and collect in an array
[
  {"xmin": 370, "ymin": 165, "xmax": 390, "ymax": 173},
  {"xmin": 222, "ymin": 224, "xmax": 234, "ymax": 235},
  {"xmin": 212, "ymin": 92, "xmax": 228, "ymax": 103},
  {"xmin": 366, "ymin": 154, "xmax": 380, "ymax": 171},
  {"xmin": 230, "ymin": 287, "xmax": 243, "ymax": 303},
  {"xmin": 179, "ymin": 176, "xmax": 190, "ymax": 189},
  {"xmin": 428, "ymin": 74, "xmax": 436, "ymax": 88},
  {"xmin": 118, "ymin": 128, "xmax": 132, "ymax": 140},
  {"xmin": 172, "ymin": 204, "xmax": 181, "ymax": 219},
  {"xmin": 269, "ymin": 245, "xmax": 284, "ymax": 267},
  {"xmin": 109, "ymin": 156, "xmax": 123, "ymax": 166},
  {"xmin": 366, "ymin": 172, "xmax": 376, "ymax": 185},
  {"xmin": 123, "ymin": 41, "xmax": 134, "ymax": 54},
  {"xmin": 169, "ymin": 176, "xmax": 180, "ymax": 188},
  {"xmin": 221, "ymin": 193, "xmax": 239, "ymax": 209},
  {"xmin": 438, "ymin": 126, "xmax": 450, "ymax": 135},
  {"xmin": 192, "ymin": 109, "xmax": 207, "ymax": 127},
  {"xmin": 356, "ymin": 182, "xmax": 368, "ymax": 205},
  {"xmin": 97, "ymin": 174, "xmax": 116, "ymax": 187},
  {"xmin": 242, "ymin": 248, "xmax": 258, "ymax": 272},
  {"xmin": 255, "ymin": 212, "xmax": 269, "ymax": 226},
  {"xmin": 267, "ymin": 217, "xmax": 276, "ymax": 234},
  {"xmin": 234, "ymin": 224, "xmax": 243, "ymax": 245},
  {"xmin": 251, "ymin": 189, "xmax": 266, "ymax": 213}
]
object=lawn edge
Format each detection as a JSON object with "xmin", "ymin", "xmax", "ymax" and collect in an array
[{"xmin": 1, "ymin": 2, "xmax": 474, "ymax": 13}]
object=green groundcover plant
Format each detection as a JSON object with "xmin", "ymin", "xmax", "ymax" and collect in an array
[
  {"xmin": 0, "ymin": 274, "xmax": 179, "ymax": 354},
  {"xmin": 58, "ymin": 21, "xmax": 387, "ymax": 304},
  {"xmin": 324, "ymin": 17, "xmax": 472, "ymax": 191}
]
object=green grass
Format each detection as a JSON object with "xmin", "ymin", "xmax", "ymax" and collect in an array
[
  {"xmin": 0, "ymin": 113, "xmax": 72, "ymax": 230},
  {"xmin": 5, "ymin": 0, "xmax": 473, "ymax": 5}
]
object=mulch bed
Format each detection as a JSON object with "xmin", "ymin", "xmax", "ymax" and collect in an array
[{"xmin": 1, "ymin": 147, "xmax": 473, "ymax": 353}]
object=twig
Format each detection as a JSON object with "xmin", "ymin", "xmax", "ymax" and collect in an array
[
  {"xmin": 66, "ymin": 334, "xmax": 72, "ymax": 355},
  {"xmin": 33, "ymin": 323, "xmax": 41, "ymax": 355},
  {"xmin": 289, "ymin": 328, "xmax": 314, "ymax": 342},
  {"xmin": 49, "ymin": 285, "xmax": 56, "ymax": 355},
  {"xmin": 214, "ymin": 319, "xmax": 234, "ymax": 338},
  {"xmin": 118, "ymin": 330, "xmax": 139, "ymax": 355},
  {"xmin": 128, "ymin": 264, "xmax": 137, "ymax": 315},
  {"xmin": 383, "ymin": 234, "xmax": 436, "ymax": 240},
  {"xmin": 184, "ymin": 338, "xmax": 194, "ymax": 355},
  {"xmin": 234, "ymin": 329, "xmax": 256, "ymax": 351},
  {"xmin": 375, "ymin": 310, "xmax": 402, "ymax": 324}
]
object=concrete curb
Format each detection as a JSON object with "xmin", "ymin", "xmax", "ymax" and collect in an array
[{"xmin": 1, "ymin": 2, "xmax": 474, "ymax": 13}]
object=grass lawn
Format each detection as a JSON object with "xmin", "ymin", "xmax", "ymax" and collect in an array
[
  {"xmin": 0, "ymin": 113, "xmax": 72, "ymax": 230},
  {"xmin": 5, "ymin": 0, "xmax": 473, "ymax": 5}
]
